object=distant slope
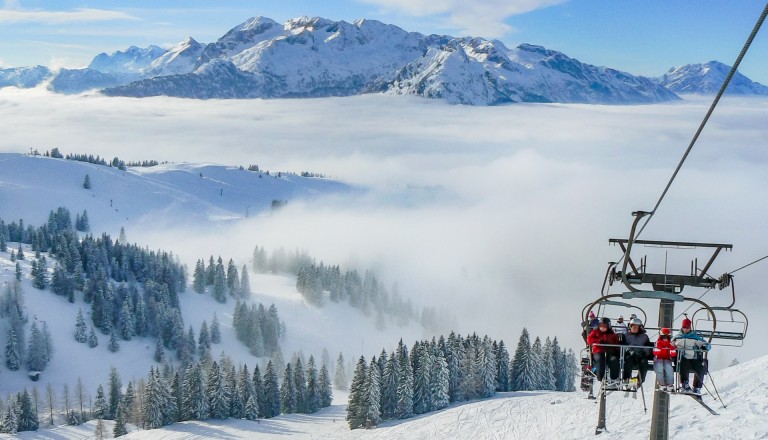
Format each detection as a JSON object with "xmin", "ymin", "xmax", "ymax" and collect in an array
[
  {"xmin": 0, "ymin": 153, "xmax": 354, "ymax": 233},
  {"xmin": 659, "ymin": 61, "xmax": 768, "ymax": 95}
]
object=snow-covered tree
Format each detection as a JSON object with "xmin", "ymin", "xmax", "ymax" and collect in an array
[
  {"xmin": 210, "ymin": 313, "xmax": 221, "ymax": 344},
  {"xmin": 510, "ymin": 328, "xmax": 537, "ymax": 391},
  {"xmin": 92, "ymin": 385, "xmax": 107, "ymax": 419},
  {"xmin": 108, "ymin": 367, "xmax": 122, "ymax": 420},
  {"xmin": 262, "ymin": 361, "xmax": 281, "ymax": 418},
  {"xmin": 280, "ymin": 363, "xmax": 297, "ymax": 414},
  {"xmin": 318, "ymin": 363, "xmax": 333, "ymax": 408},
  {"xmin": 495, "ymin": 340, "xmax": 511, "ymax": 392},
  {"xmin": 240, "ymin": 265, "xmax": 251, "ymax": 297},
  {"xmin": 5, "ymin": 327, "xmax": 21, "ymax": 370},
  {"xmin": 108, "ymin": 328, "xmax": 120, "ymax": 353},
  {"xmin": 395, "ymin": 340, "xmax": 414, "ymax": 419},
  {"xmin": 182, "ymin": 362, "xmax": 208, "ymax": 421},
  {"xmin": 17, "ymin": 389, "xmax": 39, "ymax": 432},
  {"xmin": 364, "ymin": 357, "xmax": 382, "ymax": 428},
  {"xmin": 346, "ymin": 356, "xmax": 368, "ymax": 429},
  {"xmin": 207, "ymin": 361, "xmax": 229, "ymax": 419},
  {"xmin": 334, "ymin": 352, "xmax": 348, "ymax": 390},
  {"xmin": 74, "ymin": 308, "xmax": 88, "ymax": 343},
  {"xmin": 88, "ymin": 326, "xmax": 99, "ymax": 348}
]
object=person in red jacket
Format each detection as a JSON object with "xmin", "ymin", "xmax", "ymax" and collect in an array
[
  {"xmin": 587, "ymin": 317, "xmax": 621, "ymax": 384},
  {"xmin": 653, "ymin": 327, "xmax": 677, "ymax": 391}
]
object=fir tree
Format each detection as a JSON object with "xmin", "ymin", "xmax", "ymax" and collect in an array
[
  {"xmin": 83, "ymin": 174, "xmax": 91, "ymax": 190},
  {"xmin": 27, "ymin": 320, "xmax": 48, "ymax": 371},
  {"xmin": 74, "ymin": 308, "xmax": 88, "ymax": 343},
  {"xmin": 15, "ymin": 261, "xmax": 22, "ymax": 281},
  {"xmin": 113, "ymin": 404, "xmax": 128, "ymax": 437},
  {"xmin": 280, "ymin": 363, "xmax": 297, "ymax": 414},
  {"xmin": 17, "ymin": 389, "xmax": 39, "ymax": 432},
  {"xmin": 226, "ymin": 259, "xmax": 239, "ymax": 297},
  {"xmin": 212, "ymin": 265, "xmax": 227, "ymax": 303},
  {"xmin": 541, "ymin": 337, "xmax": 557, "ymax": 391},
  {"xmin": 17, "ymin": 243, "xmax": 25, "ymax": 260},
  {"xmin": 245, "ymin": 395, "xmax": 259, "ymax": 420},
  {"xmin": 305, "ymin": 355, "xmax": 321, "ymax": 413},
  {"xmin": 510, "ymin": 328, "xmax": 536, "ymax": 391},
  {"xmin": 92, "ymin": 385, "xmax": 107, "ymax": 419},
  {"xmin": 108, "ymin": 328, "xmax": 120, "ymax": 353},
  {"xmin": 5, "ymin": 327, "xmax": 21, "ymax": 370},
  {"xmin": 253, "ymin": 365, "xmax": 266, "ymax": 417},
  {"xmin": 413, "ymin": 345, "xmax": 432, "ymax": 414},
  {"xmin": 380, "ymin": 352, "xmax": 398, "ymax": 419},
  {"xmin": 430, "ymin": 349, "xmax": 450, "ymax": 411},
  {"xmin": 154, "ymin": 339, "xmax": 165, "ymax": 363},
  {"xmin": 143, "ymin": 367, "xmax": 166, "ymax": 429},
  {"xmin": 198, "ymin": 321, "xmax": 211, "ymax": 362},
  {"xmin": 182, "ymin": 362, "xmax": 208, "ymax": 421},
  {"xmin": 364, "ymin": 357, "xmax": 382, "ymax": 428},
  {"xmin": 192, "ymin": 260, "xmax": 206, "ymax": 294},
  {"xmin": 240, "ymin": 265, "xmax": 251, "ymax": 297},
  {"xmin": 88, "ymin": 326, "xmax": 99, "ymax": 348},
  {"xmin": 2, "ymin": 396, "xmax": 18, "ymax": 434},
  {"xmin": 334, "ymin": 352, "xmax": 348, "ymax": 390},
  {"xmin": 119, "ymin": 299, "xmax": 135, "ymax": 341},
  {"xmin": 207, "ymin": 361, "xmax": 229, "ymax": 419},
  {"xmin": 210, "ymin": 313, "xmax": 221, "ymax": 344},
  {"xmin": 262, "ymin": 361, "xmax": 282, "ymax": 418},
  {"xmin": 108, "ymin": 367, "xmax": 122, "ymax": 420},
  {"xmin": 346, "ymin": 356, "xmax": 368, "ymax": 429},
  {"xmin": 495, "ymin": 340, "xmax": 511, "ymax": 392},
  {"xmin": 395, "ymin": 340, "xmax": 414, "ymax": 419},
  {"xmin": 318, "ymin": 363, "xmax": 333, "ymax": 408},
  {"xmin": 293, "ymin": 358, "xmax": 308, "ymax": 413}
]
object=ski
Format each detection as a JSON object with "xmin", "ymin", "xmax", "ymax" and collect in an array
[{"xmin": 689, "ymin": 394, "xmax": 719, "ymax": 415}]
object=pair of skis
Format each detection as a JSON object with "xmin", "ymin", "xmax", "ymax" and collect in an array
[{"xmin": 658, "ymin": 388, "xmax": 719, "ymax": 415}]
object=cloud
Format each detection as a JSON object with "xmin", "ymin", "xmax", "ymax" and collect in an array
[
  {"xmin": 0, "ymin": 89, "xmax": 765, "ymax": 369},
  {"xmin": 0, "ymin": 7, "xmax": 138, "ymax": 24},
  {"xmin": 359, "ymin": 0, "xmax": 566, "ymax": 37}
]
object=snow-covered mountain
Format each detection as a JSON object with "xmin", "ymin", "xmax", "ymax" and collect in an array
[
  {"xmin": 0, "ymin": 65, "xmax": 51, "ymax": 88},
  {"xmin": 658, "ymin": 60, "xmax": 768, "ymax": 95},
  {"xmin": 144, "ymin": 37, "xmax": 205, "ymax": 78},
  {"xmin": 88, "ymin": 45, "xmax": 166, "ymax": 74},
  {"xmin": 103, "ymin": 16, "xmax": 675, "ymax": 104}
]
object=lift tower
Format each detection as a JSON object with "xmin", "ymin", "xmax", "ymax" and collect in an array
[{"xmin": 609, "ymin": 211, "xmax": 731, "ymax": 440}]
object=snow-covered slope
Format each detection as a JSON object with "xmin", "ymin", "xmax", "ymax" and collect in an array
[
  {"xmin": 88, "ymin": 45, "xmax": 166, "ymax": 75},
  {"xmin": 9, "ymin": 354, "xmax": 763, "ymax": 439},
  {"xmin": 0, "ymin": 153, "xmax": 354, "ymax": 232},
  {"xmin": 659, "ymin": 60, "xmax": 768, "ymax": 95}
]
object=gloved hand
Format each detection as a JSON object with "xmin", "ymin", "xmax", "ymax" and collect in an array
[{"xmin": 701, "ymin": 343, "xmax": 711, "ymax": 351}]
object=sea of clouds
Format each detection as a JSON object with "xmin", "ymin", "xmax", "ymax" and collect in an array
[{"xmin": 1, "ymin": 87, "xmax": 766, "ymax": 368}]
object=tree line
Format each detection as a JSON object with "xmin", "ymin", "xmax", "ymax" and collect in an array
[{"xmin": 346, "ymin": 329, "xmax": 578, "ymax": 429}]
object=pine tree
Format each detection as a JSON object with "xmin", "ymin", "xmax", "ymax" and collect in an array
[
  {"xmin": 380, "ymin": 352, "xmax": 398, "ymax": 419},
  {"xmin": 154, "ymin": 338, "xmax": 165, "ymax": 363},
  {"xmin": 334, "ymin": 352, "xmax": 348, "ymax": 390},
  {"xmin": 182, "ymin": 362, "xmax": 208, "ymax": 421},
  {"xmin": 192, "ymin": 260, "xmax": 206, "ymax": 294},
  {"xmin": 88, "ymin": 326, "xmax": 99, "ymax": 348},
  {"xmin": 564, "ymin": 349, "xmax": 579, "ymax": 392},
  {"xmin": 364, "ymin": 357, "xmax": 382, "ymax": 428},
  {"xmin": 92, "ymin": 385, "xmax": 107, "ymax": 419},
  {"xmin": 74, "ymin": 309, "xmax": 88, "ymax": 343},
  {"xmin": 17, "ymin": 243, "xmax": 25, "ymax": 260},
  {"xmin": 305, "ymin": 355, "xmax": 321, "ymax": 413},
  {"xmin": 108, "ymin": 367, "xmax": 122, "ymax": 420},
  {"xmin": 346, "ymin": 356, "xmax": 367, "ymax": 429},
  {"xmin": 226, "ymin": 259, "xmax": 239, "ymax": 297},
  {"xmin": 5, "ymin": 327, "xmax": 21, "ymax": 370},
  {"xmin": 413, "ymin": 345, "xmax": 432, "ymax": 414},
  {"xmin": 262, "ymin": 361, "xmax": 282, "ymax": 418},
  {"xmin": 17, "ymin": 389, "xmax": 39, "ymax": 432},
  {"xmin": 240, "ymin": 265, "xmax": 251, "ymax": 297},
  {"xmin": 541, "ymin": 337, "xmax": 557, "ymax": 391},
  {"xmin": 495, "ymin": 340, "xmax": 511, "ymax": 392},
  {"xmin": 210, "ymin": 313, "xmax": 221, "ymax": 344},
  {"xmin": 83, "ymin": 174, "xmax": 91, "ymax": 189},
  {"xmin": 510, "ymin": 328, "xmax": 536, "ymax": 391},
  {"xmin": 430, "ymin": 349, "xmax": 450, "ymax": 411},
  {"xmin": 293, "ymin": 358, "xmax": 308, "ymax": 413},
  {"xmin": 94, "ymin": 418, "xmax": 105, "ymax": 439},
  {"xmin": 113, "ymin": 404, "xmax": 128, "ymax": 437},
  {"xmin": 280, "ymin": 363, "xmax": 297, "ymax": 414},
  {"xmin": 550, "ymin": 337, "xmax": 565, "ymax": 391},
  {"xmin": 198, "ymin": 321, "xmax": 211, "ymax": 362},
  {"xmin": 395, "ymin": 340, "xmax": 414, "ymax": 419},
  {"xmin": 108, "ymin": 328, "xmax": 120, "ymax": 353},
  {"xmin": 318, "ymin": 364, "xmax": 333, "ymax": 408},
  {"xmin": 143, "ymin": 367, "xmax": 166, "ymax": 429},
  {"xmin": 530, "ymin": 336, "xmax": 547, "ymax": 390},
  {"xmin": 245, "ymin": 395, "xmax": 259, "ymax": 420},
  {"xmin": 27, "ymin": 320, "xmax": 48, "ymax": 371},
  {"xmin": 253, "ymin": 365, "xmax": 266, "ymax": 417},
  {"xmin": 212, "ymin": 264, "xmax": 227, "ymax": 303},
  {"xmin": 119, "ymin": 299, "xmax": 135, "ymax": 341},
  {"xmin": 207, "ymin": 361, "xmax": 229, "ymax": 419},
  {"xmin": 2, "ymin": 395, "xmax": 18, "ymax": 434},
  {"xmin": 15, "ymin": 261, "xmax": 22, "ymax": 281}
]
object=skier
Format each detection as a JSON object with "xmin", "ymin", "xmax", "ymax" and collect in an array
[
  {"xmin": 621, "ymin": 318, "xmax": 652, "ymax": 387},
  {"xmin": 653, "ymin": 328, "xmax": 677, "ymax": 391},
  {"xmin": 587, "ymin": 317, "xmax": 620, "ymax": 386},
  {"xmin": 673, "ymin": 317, "xmax": 710, "ymax": 393},
  {"xmin": 582, "ymin": 311, "xmax": 600, "ymax": 344},
  {"xmin": 614, "ymin": 315, "xmax": 628, "ymax": 336}
]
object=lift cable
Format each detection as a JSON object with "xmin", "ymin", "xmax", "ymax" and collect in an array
[{"xmin": 634, "ymin": 2, "xmax": 768, "ymax": 240}]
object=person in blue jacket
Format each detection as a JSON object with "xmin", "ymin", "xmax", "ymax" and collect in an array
[{"xmin": 673, "ymin": 317, "xmax": 711, "ymax": 393}]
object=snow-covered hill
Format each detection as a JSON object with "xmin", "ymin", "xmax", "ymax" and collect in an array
[
  {"xmin": 0, "ymin": 153, "xmax": 354, "ymax": 233},
  {"xmin": 0, "ymin": 65, "xmax": 50, "ymax": 89},
  {"xmin": 658, "ymin": 61, "xmax": 768, "ymax": 95}
]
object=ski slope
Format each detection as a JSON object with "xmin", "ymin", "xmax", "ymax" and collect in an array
[{"xmin": 6, "ymin": 355, "xmax": 765, "ymax": 439}]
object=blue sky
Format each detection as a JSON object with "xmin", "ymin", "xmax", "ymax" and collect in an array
[{"xmin": 1, "ymin": 0, "xmax": 767, "ymax": 83}]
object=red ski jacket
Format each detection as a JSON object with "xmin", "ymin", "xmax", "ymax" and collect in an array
[
  {"xmin": 587, "ymin": 328, "xmax": 620, "ymax": 354},
  {"xmin": 653, "ymin": 339, "xmax": 677, "ymax": 360}
]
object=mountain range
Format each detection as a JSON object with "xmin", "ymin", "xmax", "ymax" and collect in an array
[{"xmin": 1, "ymin": 16, "xmax": 766, "ymax": 104}]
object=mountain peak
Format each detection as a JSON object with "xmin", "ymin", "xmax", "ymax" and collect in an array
[{"xmin": 659, "ymin": 60, "xmax": 768, "ymax": 95}]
